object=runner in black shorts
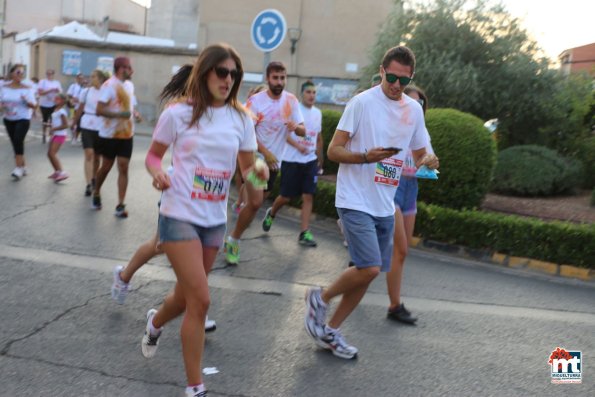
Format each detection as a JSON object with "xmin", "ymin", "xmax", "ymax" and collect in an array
[{"xmin": 261, "ymin": 80, "xmax": 324, "ymax": 247}]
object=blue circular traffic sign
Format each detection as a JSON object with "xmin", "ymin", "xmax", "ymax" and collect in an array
[{"xmin": 251, "ymin": 9, "xmax": 287, "ymax": 52}]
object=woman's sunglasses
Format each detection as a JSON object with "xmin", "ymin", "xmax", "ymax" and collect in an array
[
  {"xmin": 384, "ymin": 73, "xmax": 412, "ymax": 86},
  {"xmin": 214, "ymin": 66, "xmax": 239, "ymax": 81}
]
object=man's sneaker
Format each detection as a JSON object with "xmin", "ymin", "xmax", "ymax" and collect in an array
[
  {"xmin": 54, "ymin": 171, "xmax": 69, "ymax": 182},
  {"xmin": 186, "ymin": 386, "xmax": 208, "ymax": 397},
  {"xmin": 316, "ymin": 327, "xmax": 358, "ymax": 359},
  {"xmin": 21, "ymin": 167, "xmax": 28, "ymax": 176},
  {"xmin": 115, "ymin": 204, "xmax": 128, "ymax": 218},
  {"xmin": 299, "ymin": 230, "xmax": 317, "ymax": 247},
  {"xmin": 205, "ymin": 316, "xmax": 216, "ymax": 333},
  {"xmin": 11, "ymin": 167, "xmax": 24, "ymax": 180},
  {"xmin": 91, "ymin": 194, "xmax": 102, "ymax": 210},
  {"xmin": 48, "ymin": 171, "xmax": 60, "ymax": 179},
  {"xmin": 141, "ymin": 309, "xmax": 162, "ymax": 358},
  {"xmin": 262, "ymin": 207, "xmax": 274, "ymax": 232},
  {"xmin": 84, "ymin": 184, "xmax": 92, "ymax": 197},
  {"xmin": 304, "ymin": 287, "xmax": 327, "ymax": 339},
  {"xmin": 111, "ymin": 265, "xmax": 130, "ymax": 305},
  {"xmin": 224, "ymin": 237, "xmax": 239, "ymax": 265},
  {"xmin": 387, "ymin": 303, "xmax": 417, "ymax": 325}
]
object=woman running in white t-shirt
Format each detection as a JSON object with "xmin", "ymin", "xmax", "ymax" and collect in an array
[
  {"xmin": 140, "ymin": 43, "xmax": 268, "ymax": 397},
  {"xmin": 1, "ymin": 64, "xmax": 36, "ymax": 180}
]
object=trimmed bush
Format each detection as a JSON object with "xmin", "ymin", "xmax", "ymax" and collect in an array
[
  {"xmin": 320, "ymin": 109, "xmax": 342, "ymax": 175},
  {"xmin": 591, "ymin": 188, "xmax": 595, "ymax": 207},
  {"xmin": 415, "ymin": 202, "xmax": 595, "ymax": 268},
  {"xmin": 491, "ymin": 145, "xmax": 583, "ymax": 196},
  {"xmin": 418, "ymin": 108, "xmax": 497, "ymax": 210},
  {"xmin": 577, "ymin": 136, "xmax": 595, "ymax": 189}
]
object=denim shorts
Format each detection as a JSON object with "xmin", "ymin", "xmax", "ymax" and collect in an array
[
  {"xmin": 394, "ymin": 176, "xmax": 418, "ymax": 216},
  {"xmin": 337, "ymin": 208, "xmax": 394, "ymax": 272},
  {"xmin": 158, "ymin": 215, "xmax": 226, "ymax": 248}
]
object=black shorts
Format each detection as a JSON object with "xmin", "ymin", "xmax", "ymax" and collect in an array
[
  {"xmin": 279, "ymin": 159, "xmax": 318, "ymax": 197},
  {"xmin": 264, "ymin": 170, "xmax": 279, "ymax": 193},
  {"xmin": 81, "ymin": 128, "xmax": 100, "ymax": 150},
  {"xmin": 40, "ymin": 106, "xmax": 55, "ymax": 123},
  {"xmin": 97, "ymin": 136, "xmax": 133, "ymax": 159}
]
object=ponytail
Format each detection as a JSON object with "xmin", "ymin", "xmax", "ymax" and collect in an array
[{"xmin": 160, "ymin": 64, "xmax": 193, "ymax": 103}]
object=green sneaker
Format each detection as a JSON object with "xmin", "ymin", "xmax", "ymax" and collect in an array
[
  {"xmin": 299, "ymin": 230, "xmax": 317, "ymax": 247},
  {"xmin": 224, "ymin": 238, "xmax": 240, "ymax": 265},
  {"xmin": 262, "ymin": 207, "xmax": 274, "ymax": 232}
]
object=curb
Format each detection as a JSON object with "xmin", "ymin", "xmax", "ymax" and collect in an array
[{"xmin": 415, "ymin": 238, "xmax": 594, "ymax": 282}]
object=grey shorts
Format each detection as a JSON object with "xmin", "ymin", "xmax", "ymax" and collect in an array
[
  {"xmin": 158, "ymin": 215, "xmax": 226, "ymax": 248},
  {"xmin": 394, "ymin": 176, "xmax": 418, "ymax": 216},
  {"xmin": 337, "ymin": 208, "xmax": 394, "ymax": 272}
]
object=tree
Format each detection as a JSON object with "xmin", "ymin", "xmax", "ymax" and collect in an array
[{"xmin": 362, "ymin": 0, "xmax": 569, "ymax": 149}]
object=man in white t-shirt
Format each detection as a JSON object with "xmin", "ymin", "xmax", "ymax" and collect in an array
[
  {"xmin": 92, "ymin": 57, "xmax": 135, "ymax": 218},
  {"xmin": 38, "ymin": 69, "xmax": 63, "ymax": 143},
  {"xmin": 304, "ymin": 46, "xmax": 439, "ymax": 359},
  {"xmin": 224, "ymin": 61, "xmax": 306, "ymax": 265},
  {"xmin": 261, "ymin": 80, "xmax": 323, "ymax": 247}
]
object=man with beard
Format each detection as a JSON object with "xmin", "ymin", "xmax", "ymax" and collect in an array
[
  {"xmin": 224, "ymin": 61, "xmax": 305, "ymax": 265},
  {"xmin": 92, "ymin": 56, "xmax": 135, "ymax": 218}
]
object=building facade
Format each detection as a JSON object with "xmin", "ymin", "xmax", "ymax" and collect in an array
[
  {"xmin": 559, "ymin": 43, "xmax": 595, "ymax": 77},
  {"xmin": 149, "ymin": 0, "xmax": 393, "ymax": 104}
]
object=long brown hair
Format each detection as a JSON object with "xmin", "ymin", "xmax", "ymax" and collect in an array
[{"xmin": 185, "ymin": 43, "xmax": 245, "ymax": 126}]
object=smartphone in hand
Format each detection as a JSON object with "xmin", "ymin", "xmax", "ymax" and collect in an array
[{"xmin": 383, "ymin": 147, "xmax": 402, "ymax": 153}]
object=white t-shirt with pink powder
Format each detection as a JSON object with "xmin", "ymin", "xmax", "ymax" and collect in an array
[
  {"xmin": 335, "ymin": 86, "xmax": 429, "ymax": 217},
  {"xmin": 153, "ymin": 102, "xmax": 257, "ymax": 227},
  {"xmin": 246, "ymin": 90, "xmax": 304, "ymax": 167}
]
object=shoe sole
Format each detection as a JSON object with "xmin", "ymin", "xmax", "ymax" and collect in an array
[
  {"xmin": 315, "ymin": 338, "xmax": 358, "ymax": 360},
  {"xmin": 386, "ymin": 314, "xmax": 417, "ymax": 325},
  {"xmin": 205, "ymin": 324, "xmax": 217, "ymax": 333},
  {"xmin": 299, "ymin": 241, "xmax": 317, "ymax": 247},
  {"xmin": 111, "ymin": 266, "xmax": 127, "ymax": 305}
]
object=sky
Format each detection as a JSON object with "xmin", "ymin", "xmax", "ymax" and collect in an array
[{"xmin": 130, "ymin": 0, "xmax": 594, "ymax": 60}]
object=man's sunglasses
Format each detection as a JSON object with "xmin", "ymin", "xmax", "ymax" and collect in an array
[
  {"xmin": 214, "ymin": 66, "xmax": 239, "ymax": 80},
  {"xmin": 384, "ymin": 73, "xmax": 412, "ymax": 86}
]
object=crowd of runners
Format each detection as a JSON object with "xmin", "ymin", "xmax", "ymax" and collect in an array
[{"xmin": 1, "ymin": 43, "xmax": 438, "ymax": 397}]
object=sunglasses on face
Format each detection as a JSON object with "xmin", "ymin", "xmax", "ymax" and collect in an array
[
  {"xmin": 14, "ymin": 70, "xmax": 24, "ymax": 75},
  {"xmin": 214, "ymin": 66, "xmax": 239, "ymax": 81},
  {"xmin": 384, "ymin": 72, "xmax": 412, "ymax": 86},
  {"xmin": 416, "ymin": 98, "xmax": 424, "ymax": 106}
]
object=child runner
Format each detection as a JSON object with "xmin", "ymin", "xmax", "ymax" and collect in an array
[{"xmin": 47, "ymin": 94, "xmax": 70, "ymax": 182}]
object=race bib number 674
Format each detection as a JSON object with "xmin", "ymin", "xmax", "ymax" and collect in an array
[
  {"xmin": 191, "ymin": 167, "xmax": 231, "ymax": 201},
  {"xmin": 374, "ymin": 158, "xmax": 403, "ymax": 187}
]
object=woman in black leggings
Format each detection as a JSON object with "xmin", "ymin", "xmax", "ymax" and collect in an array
[{"xmin": 1, "ymin": 64, "xmax": 36, "ymax": 180}]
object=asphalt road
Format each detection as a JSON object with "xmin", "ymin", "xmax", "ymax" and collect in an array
[{"xmin": 1, "ymin": 127, "xmax": 594, "ymax": 397}]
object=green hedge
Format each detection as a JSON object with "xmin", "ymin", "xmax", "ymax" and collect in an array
[
  {"xmin": 491, "ymin": 145, "xmax": 583, "ymax": 196},
  {"xmin": 420, "ymin": 108, "xmax": 497, "ymax": 210},
  {"xmin": 577, "ymin": 136, "xmax": 595, "ymax": 189},
  {"xmin": 415, "ymin": 202, "xmax": 594, "ymax": 268},
  {"xmin": 269, "ymin": 179, "xmax": 594, "ymax": 268},
  {"xmin": 591, "ymin": 188, "xmax": 595, "ymax": 207},
  {"xmin": 320, "ymin": 110, "xmax": 342, "ymax": 175}
]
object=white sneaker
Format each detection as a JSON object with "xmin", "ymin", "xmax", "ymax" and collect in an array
[
  {"xmin": 316, "ymin": 326, "xmax": 358, "ymax": 359},
  {"xmin": 111, "ymin": 265, "xmax": 130, "ymax": 305},
  {"xmin": 20, "ymin": 167, "xmax": 28, "ymax": 176},
  {"xmin": 205, "ymin": 316, "xmax": 216, "ymax": 332},
  {"xmin": 11, "ymin": 167, "xmax": 23, "ymax": 180},
  {"xmin": 304, "ymin": 287, "xmax": 327, "ymax": 339},
  {"xmin": 185, "ymin": 385, "xmax": 208, "ymax": 397},
  {"xmin": 141, "ymin": 309, "xmax": 162, "ymax": 358}
]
